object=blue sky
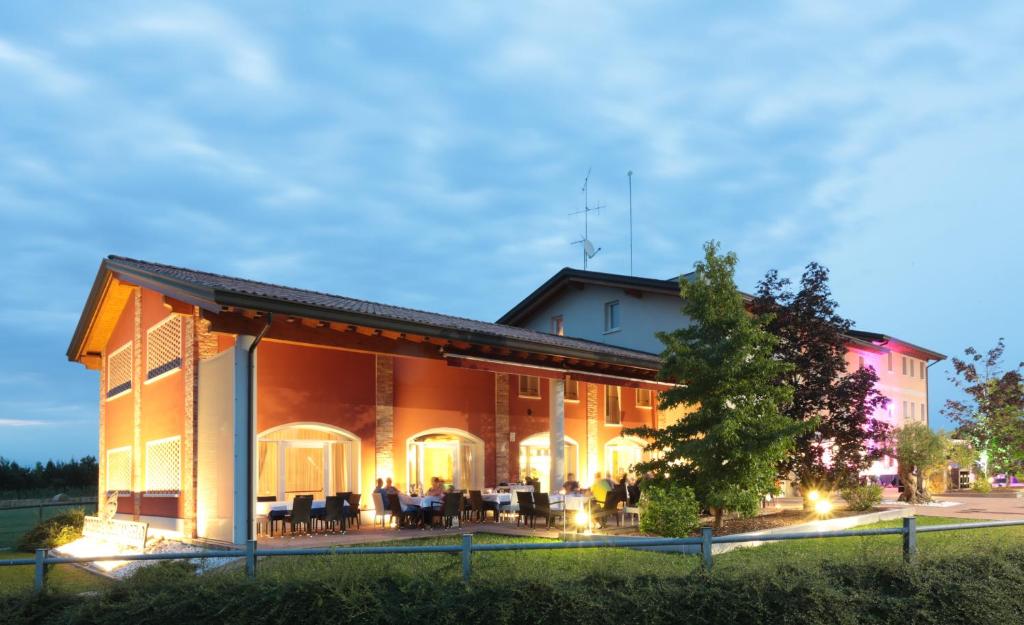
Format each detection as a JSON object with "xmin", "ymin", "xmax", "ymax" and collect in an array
[{"xmin": 1, "ymin": 2, "xmax": 1021, "ymax": 464}]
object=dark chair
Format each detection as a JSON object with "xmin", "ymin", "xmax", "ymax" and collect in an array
[
  {"xmin": 387, "ymin": 493, "xmax": 422, "ymax": 528},
  {"xmin": 283, "ymin": 495, "xmax": 314, "ymax": 535},
  {"xmin": 515, "ymin": 490, "xmax": 535, "ymax": 528},
  {"xmin": 627, "ymin": 484, "xmax": 641, "ymax": 507},
  {"xmin": 321, "ymin": 496, "xmax": 344, "ymax": 533},
  {"xmin": 433, "ymin": 492, "xmax": 463, "ymax": 529},
  {"xmin": 469, "ymin": 490, "xmax": 499, "ymax": 522},
  {"xmin": 593, "ymin": 490, "xmax": 623, "ymax": 528},
  {"xmin": 533, "ymin": 493, "xmax": 564, "ymax": 529},
  {"xmin": 336, "ymin": 492, "xmax": 352, "ymax": 505},
  {"xmin": 342, "ymin": 493, "xmax": 362, "ymax": 529}
]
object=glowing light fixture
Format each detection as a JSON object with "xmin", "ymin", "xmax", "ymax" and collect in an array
[
  {"xmin": 806, "ymin": 490, "xmax": 821, "ymax": 502},
  {"xmin": 575, "ymin": 509, "xmax": 589, "ymax": 527},
  {"xmin": 814, "ymin": 499, "xmax": 833, "ymax": 516}
]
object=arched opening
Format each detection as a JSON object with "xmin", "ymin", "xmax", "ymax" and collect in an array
[
  {"xmin": 604, "ymin": 435, "xmax": 647, "ymax": 479},
  {"xmin": 518, "ymin": 433, "xmax": 579, "ymax": 493},
  {"xmin": 406, "ymin": 428, "xmax": 485, "ymax": 492},
  {"xmin": 256, "ymin": 423, "xmax": 361, "ymax": 501}
]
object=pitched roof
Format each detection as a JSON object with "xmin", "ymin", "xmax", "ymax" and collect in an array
[
  {"xmin": 68, "ymin": 256, "xmax": 662, "ymax": 370},
  {"xmin": 845, "ymin": 329, "xmax": 946, "ymax": 361}
]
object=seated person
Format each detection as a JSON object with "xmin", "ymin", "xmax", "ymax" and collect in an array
[
  {"xmin": 396, "ymin": 490, "xmax": 424, "ymax": 527},
  {"xmin": 562, "ymin": 473, "xmax": 580, "ymax": 493},
  {"xmin": 373, "ymin": 478, "xmax": 386, "ymax": 494},
  {"xmin": 426, "ymin": 477, "xmax": 445, "ymax": 497}
]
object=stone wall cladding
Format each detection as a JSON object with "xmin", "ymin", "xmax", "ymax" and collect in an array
[
  {"xmin": 182, "ymin": 312, "xmax": 197, "ymax": 537},
  {"xmin": 132, "ymin": 288, "xmax": 143, "ymax": 520},
  {"xmin": 495, "ymin": 373, "xmax": 510, "ymax": 483},
  {"xmin": 375, "ymin": 355, "xmax": 395, "ymax": 481},
  {"xmin": 586, "ymin": 383, "xmax": 598, "ymax": 478}
]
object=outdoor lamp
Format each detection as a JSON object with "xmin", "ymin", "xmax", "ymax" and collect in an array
[
  {"xmin": 807, "ymin": 490, "xmax": 820, "ymax": 502},
  {"xmin": 575, "ymin": 509, "xmax": 589, "ymax": 527},
  {"xmin": 814, "ymin": 499, "xmax": 833, "ymax": 516}
]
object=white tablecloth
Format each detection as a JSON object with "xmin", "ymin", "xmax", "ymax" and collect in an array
[
  {"xmin": 401, "ymin": 494, "xmax": 442, "ymax": 509},
  {"xmin": 550, "ymin": 494, "xmax": 590, "ymax": 511},
  {"xmin": 481, "ymin": 492, "xmax": 512, "ymax": 505}
]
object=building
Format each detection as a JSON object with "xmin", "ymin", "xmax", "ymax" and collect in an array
[
  {"xmin": 498, "ymin": 267, "xmax": 946, "ymax": 483},
  {"xmin": 67, "ymin": 257, "xmax": 669, "ymax": 544}
]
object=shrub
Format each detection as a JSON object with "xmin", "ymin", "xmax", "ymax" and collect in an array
[
  {"xmin": 972, "ymin": 476, "xmax": 993, "ymax": 494},
  {"xmin": 16, "ymin": 508, "xmax": 85, "ymax": 551},
  {"xmin": 638, "ymin": 483, "xmax": 699, "ymax": 537},
  {"xmin": 841, "ymin": 484, "xmax": 883, "ymax": 511}
]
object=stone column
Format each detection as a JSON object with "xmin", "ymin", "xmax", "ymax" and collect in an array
[
  {"xmin": 495, "ymin": 374, "xmax": 510, "ymax": 483},
  {"xmin": 375, "ymin": 355, "xmax": 395, "ymax": 484},
  {"xmin": 97, "ymin": 353, "xmax": 107, "ymax": 505},
  {"xmin": 181, "ymin": 314, "xmax": 197, "ymax": 538},
  {"xmin": 586, "ymin": 383, "xmax": 599, "ymax": 483},
  {"xmin": 548, "ymin": 378, "xmax": 565, "ymax": 493}
]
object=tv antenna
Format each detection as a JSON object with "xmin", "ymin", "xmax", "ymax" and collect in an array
[
  {"xmin": 570, "ymin": 168, "xmax": 603, "ymax": 269},
  {"xmin": 627, "ymin": 170, "xmax": 633, "ymax": 276}
]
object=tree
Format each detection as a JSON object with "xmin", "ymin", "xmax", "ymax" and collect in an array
[
  {"xmin": 943, "ymin": 339, "xmax": 1024, "ymax": 480},
  {"xmin": 627, "ymin": 241, "xmax": 803, "ymax": 529},
  {"xmin": 751, "ymin": 263, "xmax": 890, "ymax": 493},
  {"xmin": 895, "ymin": 423, "xmax": 946, "ymax": 503}
]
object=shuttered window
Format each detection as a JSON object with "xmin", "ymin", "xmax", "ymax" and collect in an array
[
  {"xmin": 106, "ymin": 343, "xmax": 132, "ymax": 399},
  {"xmin": 105, "ymin": 447, "xmax": 132, "ymax": 493},
  {"xmin": 145, "ymin": 436, "xmax": 182, "ymax": 494},
  {"xmin": 146, "ymin": 315, "xmax": 182, "ymax": 381}
]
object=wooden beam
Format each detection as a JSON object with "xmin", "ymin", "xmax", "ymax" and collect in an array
[
  {"xmin": 201, "ymin": 311, "xmax": 443, "ymax": 360},
  {"xmin": 162, "ymin": 296, "xmax": 193, "ymax": 315}
]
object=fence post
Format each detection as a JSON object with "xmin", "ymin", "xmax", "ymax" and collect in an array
[
  {"xmin": 246, "ymin": 539, "xmax": 257, "ymax": 578},
  {"xmin": 902, "ymin": 516, "xmax": 917, "ymax": 563},
  {"xmin": 701, "ymin": 527, "xmax": 713, "ymax": 573},
  {"xmin": 33, "ymin": 548, "xmax": 46, "ymax": 593},
  {"xmin": 461, "ymin": 533, "xmax": 473, "ymax": 582}
]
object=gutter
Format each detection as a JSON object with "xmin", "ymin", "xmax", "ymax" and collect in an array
[{"xmin": 246, "ymin": 314, "xmax": 273, "ymax": 542}]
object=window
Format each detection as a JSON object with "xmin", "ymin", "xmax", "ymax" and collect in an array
[
  {"xmin": 858, "ymin": 356, "xmax": 865, "ymax": 369},
  {"xmin": 146, "ymin": 315, "xmax": 182, "ymax": 381},
  {"xmin": 105, "ymin": 446, "xmax": 132, "ymax": 494},
  {"xmin": 604, "ymin": 300, "xmax": 621, "ymax": 332},
  {"xmin": 887, "ymin": 353, "xmax": 892, "ymax": 371},
  {"xmin": 910, "ymin": 402, "xmax": 916, "ymax": 421},
  {"xmin": 920, "ymin": 361, "xmax": 926, "ymax": 379},
  {"xmin": 145, "ymin": 436, "xmax": 181, "ymax": 495},
  {"xmin": 921, "ymin": 402, "xmax": 927, "ymax": 420},
  {"xmin": 106, "ymin": 343, "xmax": 132, "ymax": 399},
  {"xmin": 551, "ymin": 315, "xmax": 564, "ymax": 336},
  {"xmin": 518, "ymin": 375, "xmax": 540, "ymax": 398},
  {"xmin": 903, "ymin": 400, "xmax": 908, "ymax": 421},
  {"xmin": 605, "ymin": 386, "xmax": 622, "ymax": 425},
  {"xmin": 564, "ymin": 379, "xmax": 579, "ymax": 402},
  {"xmin": 636, "ymin": 388, "xmax": 652, "ymax": 408},
  {"xmin": 902, "ymin": 357, "xmax": 907, "ymax": 375}
]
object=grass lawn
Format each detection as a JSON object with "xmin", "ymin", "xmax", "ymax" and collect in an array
[
  {"xmin": 0, "ymin": 505, "xmax": 95, "ymax": 550},
  {"xmin": 4, "ymin": 517, "xmax": 1024, "ymax": 624},
  {"xmin": 0, "ymin": 552, "xmax": 109, "ymax": 597}
]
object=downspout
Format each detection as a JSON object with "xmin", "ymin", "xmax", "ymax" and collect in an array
[{"xmin": 246, "ymin": 313, "xmax": 273, "ymax": 542}]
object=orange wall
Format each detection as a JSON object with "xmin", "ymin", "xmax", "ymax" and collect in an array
[
  {"xmin": 393, "ymin": 358, "xmax": 496, "ymax": 488},
  {"xmin": 255, "ymin": 341, "xmax": 377, "ymax": 496},
  {"xmin": 104, "ymin": 291, "xmax": 135, "ymax": 514},
  {"xmin": 845, "ymin": 346, "xmax": 930, "ymax": 430}
]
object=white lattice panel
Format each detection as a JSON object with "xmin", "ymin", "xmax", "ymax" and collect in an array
[
  {"xmin": 146, "ymin": 315, "xmax": 182, "ymax": 380},
  {"xmin": 106, "ymin": 447, "xmax": 132, "ymax": 493},
  {"xmin": 107, "ymin": 343, "xmax": 132, "ymax": 397},
  {"xmin": 145, "ymin": 436, "xmax": 181, "ymax": 494}
]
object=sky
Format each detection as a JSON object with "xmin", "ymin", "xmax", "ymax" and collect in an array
[{"xmin": 0, "ymin": 1, "xmax": 1021, "ymax": 464}]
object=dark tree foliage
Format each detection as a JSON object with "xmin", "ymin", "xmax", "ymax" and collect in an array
[
  {"xmin": 751, "ymin": 262, "xmax": 890, "ymax": 490},
  {"xmin": 943, "ymin": 339, "xmax": 1024, "ymax": 478},
  {"xmin": 627, "ymin": 241, "xmax": 802, "ymax": 528},
  {"xmin": 0, "ymin": 456, "xmax": 98, "ymax": 496}
]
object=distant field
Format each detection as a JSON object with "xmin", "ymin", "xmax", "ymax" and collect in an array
[{"xmin": 0, "ymin": 505, "xmax": 95, "ymax": 550}]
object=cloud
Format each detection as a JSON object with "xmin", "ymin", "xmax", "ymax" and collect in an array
[
  {"xmin": 0, "ymin": 37, "xmax": 87, "ymax": 94},
  {"xmin": 0, "ymin": 418, "xmax": 53, "ymax": 427}
]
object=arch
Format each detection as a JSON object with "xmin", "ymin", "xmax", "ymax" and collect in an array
[
  {"xmin": 256, "ymin": 421, "xmax": 361, "ymax": 501},
  {"xmin": 604, "ymin": 435, "xmax": 648, "ymax": 478},
  {"xmin": 406, "ymin": 427, "xmax": 485, "ymax": 492},
  {"xmin": 517, "ymin": 432, "xmax": 580, "ymax": 493}
]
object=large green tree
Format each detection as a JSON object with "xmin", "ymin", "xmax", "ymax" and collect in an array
[
  {"xmin": 627, "ymin": 241, "xmax": 802, "ymax": 528},
  {"xmin": 943, "ymin": 339, "xmax": 1024, "ymax": 479},
  {"xmin": 751, "ymin": 263, "xmax": 890, "ymax": 492},
  {"xmin": 895, "ymin": 423, "xmax": 946, "ymax": 503}
]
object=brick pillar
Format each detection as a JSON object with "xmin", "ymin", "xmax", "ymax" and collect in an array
[
  {"xmin": 131, "ymin": 288, "xmax": 143, "ymax": 521},
  {"xmin": 197, "ymin": 315, "xmax": 218, "ymax": 360},
  {"xmin": 181, "ymin": 314, "xmax": 197, "ymax": 537},
  {"xmin": 375, "ymin": 355, "xmax": 395, "ymax": 483},
  {"xmin": 495, "ymin": 373, "xmax": 510, "ymax": 483},
  {"xmin": 97, "ymin": 354, "xmax": 107, "ymax": 505},
  {"xmin": 586, "ymin": 383, "xmax": 599, "ymax": 482}
]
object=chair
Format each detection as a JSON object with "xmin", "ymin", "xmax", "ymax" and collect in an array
[
  {"xmin": 433, "ymin": 492, "xmax": 462, "ymax": 529},
  {"xmin": 533, "ymin": 493, "xmax": 564, "ymax": 529},
  {"xmin": 387, "ymin": 493, "xmax": 422, "ymax": 528},
  {"xmin": 283, "ymin": 495, "xmax": 314, "ymax": 535},
  {"xmin": 593, "ymin": 490, "xmax": 623, "ymax": 528},
  {"xmin": 342, "ymin": 493, "xmax": 362, "ymax": 529},
  {"xmin": 336, "ymin": 492, "xmax": 352, "ymax": 506},
  {"xmin": 469, "ymin": 490, "xmax": 499, "ymax": 522},
  {"xmin": 515, "ymin": 490, "xmax": 535, "ymax": 528},
  {"xmin": 321, "ymin": 496, "xmax": 345, "ymax": 533},
  {"xmin": 371, "ymin": 492, "xmax": 391, "ymax": 528}
]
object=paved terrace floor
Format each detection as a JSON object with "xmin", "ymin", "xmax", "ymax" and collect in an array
[{"xmin": 252, "ymin": 520, "xmax": 565, "ymax": 549}]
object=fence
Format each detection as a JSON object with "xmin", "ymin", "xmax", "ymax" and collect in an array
[
  {"xmin": 3, "ymin": 516, "xmax": 1024, "ymax": 593},
  {"xmin": 0, "ymin": 497, "xmax": 98, "ymax": 523}
]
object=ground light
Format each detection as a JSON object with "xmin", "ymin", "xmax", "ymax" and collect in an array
[{"xmin": 814, "ymin": 498, "xmax": 834, "ymax": 516}]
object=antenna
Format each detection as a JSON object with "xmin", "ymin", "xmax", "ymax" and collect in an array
[
  {"xmin": 569, "ymin": 168, "xmax": 603, "ymax": 269},
  {"xmin": 627, "ymin": 170, "xmax": 633, "ymax": 276}
]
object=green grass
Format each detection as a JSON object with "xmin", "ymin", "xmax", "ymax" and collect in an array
[
  {"xmin": 0, "ymin": 505, "xmax": 95, "ymax": 550},
  {"xmin": 4, "ymin": 518, "xmax": 1024, "ymax": 624},
  {"xmin": 0, "ymin": 552, "xmax": 109, "ymax": 597}
]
